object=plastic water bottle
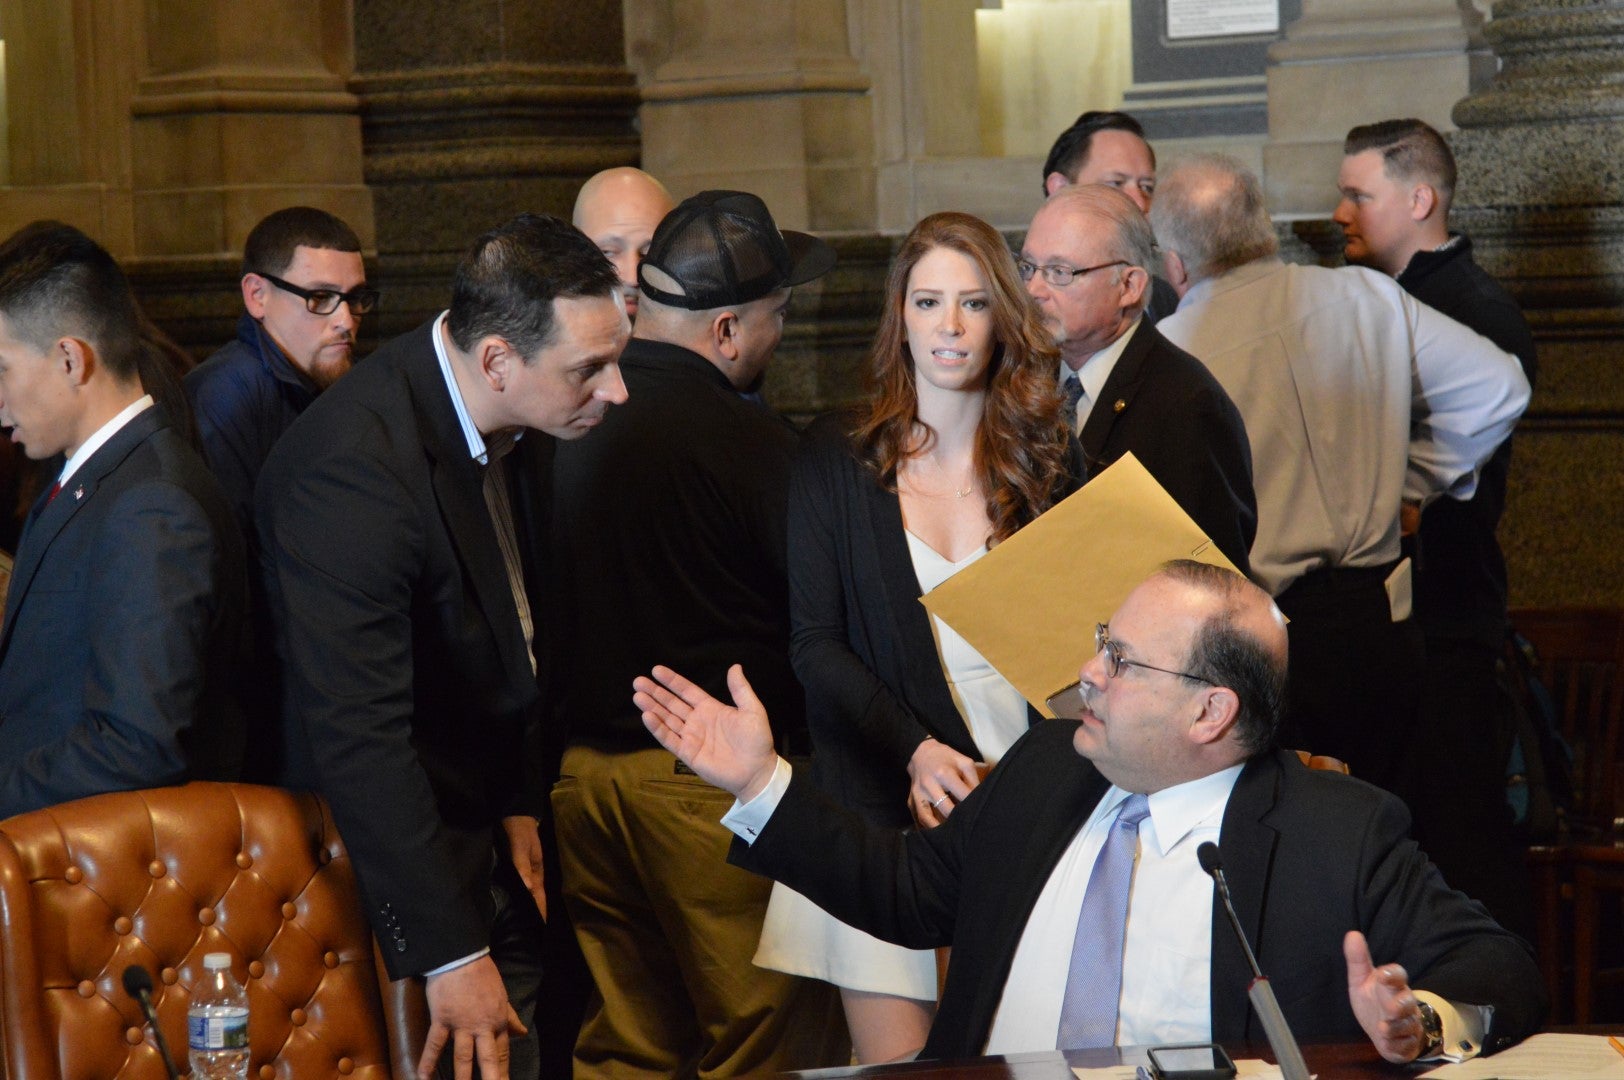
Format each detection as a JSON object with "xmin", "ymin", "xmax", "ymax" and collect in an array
[{"xmin": 188, "ymin": 953, "xmax": 249, "ymax": 1080}]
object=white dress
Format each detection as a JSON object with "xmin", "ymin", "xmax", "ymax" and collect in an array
[{"xmin": 752, "ymin": 531, "xmax": 1030, "ymax": 998}]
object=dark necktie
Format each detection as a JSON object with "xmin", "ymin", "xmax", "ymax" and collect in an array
[{"xmin": 1062, "ymin": 373, "xmax": 1085, "ymax": 433}]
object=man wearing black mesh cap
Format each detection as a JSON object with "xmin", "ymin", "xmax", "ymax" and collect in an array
[{"xmin": 549, "ymin": 191, "xmax": 847, "ymax": 1076}]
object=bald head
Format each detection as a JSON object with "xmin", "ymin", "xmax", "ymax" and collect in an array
[
  {"xmin": 1149, "ymin": 155, "xmax": 1277, "ymax": 291},
  {"xmin": 572, "ymin": 167, "xmax": 675, "ymax": 319}
]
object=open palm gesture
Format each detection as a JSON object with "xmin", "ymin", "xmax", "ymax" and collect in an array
[{"xmin": 634, "ymin": 664, "xmax": 779, "ymax": 800}]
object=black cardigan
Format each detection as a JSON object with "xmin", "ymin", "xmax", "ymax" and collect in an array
[{"xmin": 788, "ymin": 412, "xmax": 1085, "ymax": 827}]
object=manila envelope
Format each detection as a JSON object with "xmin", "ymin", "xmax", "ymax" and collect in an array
[{"xmin": 920, "ymin": 452, "xmax": 1237, "ymax": 717}]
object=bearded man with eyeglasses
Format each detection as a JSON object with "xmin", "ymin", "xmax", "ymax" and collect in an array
[
  {"xmin": 184, "ymin": 206, "xmax": 376, "ymax": 534},
  {"xmin": 1020, "ymin": 184, "xmax": 1256, "ymax": 573}
]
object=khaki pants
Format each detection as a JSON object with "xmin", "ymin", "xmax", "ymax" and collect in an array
[{"xmin": 552, "ymin": 744, "xmax": 847, "ymax": 1078}]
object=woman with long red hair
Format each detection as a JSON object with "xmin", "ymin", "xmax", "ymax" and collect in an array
[{"xmin": 755, "ymin": 211, "xmax": 1083, "ymax": 1062}]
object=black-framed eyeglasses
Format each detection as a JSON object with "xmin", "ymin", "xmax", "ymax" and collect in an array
[
  {"xmin": 1095, "ymin": 622, "xmax": 1214, "ymax": 684},
  {"xmin": 1016, "ymin": 258, "xmax": 1129, "ymax": 287},
  {"xmin": 261, "ymin": 273, "xmax": 380, "ymax": 316}
]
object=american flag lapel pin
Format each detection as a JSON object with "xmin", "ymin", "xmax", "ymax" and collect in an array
[{"xmin": 73, "ymin": 486, "xmax": 85, "ymax": 500}]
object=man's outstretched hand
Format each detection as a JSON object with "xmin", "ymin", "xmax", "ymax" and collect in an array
[
  {"xmin": 634, "ymin": 664, "xmax": 779, "ymax": 801},
  {"xmin": 1344, "ymin": 930, "xmax": 1427, "ymax": 1063}
]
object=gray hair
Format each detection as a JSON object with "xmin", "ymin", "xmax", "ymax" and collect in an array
[
  {"xmin": 1149, "ymin": 155, "xmax": 1277, "ymax": 285},
  {"xmin": 1043, "ymin": 185, "xmax": 1159, "ymax": 314}
]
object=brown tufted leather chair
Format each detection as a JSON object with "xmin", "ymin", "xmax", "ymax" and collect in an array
[{"xmin": 0, "ymin": 782, "xmax": 428, "ymax": 1080}]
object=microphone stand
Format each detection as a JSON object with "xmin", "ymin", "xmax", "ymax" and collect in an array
[
  {"xmin": 1197, "ymin": 843, "xmax": 1311, "ymax": 1080},
  {"xmin": 122, "ymin": 965, "xmax": 182, "ymax": 1080}
]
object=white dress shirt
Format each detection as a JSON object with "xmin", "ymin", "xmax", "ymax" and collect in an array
[
  {"xmin": 57, "ymin": 395, "xmax": 155, "ymax": 488},
  {"xmin": 986, "ymin": 765, "xmax": 1242, "ymax": 1052},
  {"xmin": 1059, "ymin": 317, "xmax": 1141, "ymax": 433}
]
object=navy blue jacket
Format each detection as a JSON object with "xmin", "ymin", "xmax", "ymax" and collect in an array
[
  {"xmin": 0, "ymin": 407, "xmax": 246, "ymax": 816},
  {"xmin": 184, "ymin": 313, "xmax": 320, "ymax": 534}
]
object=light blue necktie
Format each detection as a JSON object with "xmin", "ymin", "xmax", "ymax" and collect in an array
[
  {"xmin": 1056, "ymin": 792, "xmax": 1152, "ymax": 1049},
  {"xmin": 1061, "ymin": 373, "xmax": 1085, "ymax": 432}
]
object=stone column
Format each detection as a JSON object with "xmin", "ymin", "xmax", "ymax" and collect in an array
[
  {"xmin": 1449, "ymin": 0, "xmax": 1624, "ymax": 606},
  {"xmin": 113, "ymin": 0, "xmax": 376, "ymax": 354},
  {"xmin": 1263, "ymin": 0, "xmax": 1494, "ymax": 212},
  {"xmin": 130, "ymin": 0, "xmax": 374, "ymax": 259},
  {"xmin": 635, "ymin": 0, "xmax": 876, "ymax": 232},
  {"xmin": 349, "ymin": 0, "xmax": 639, "ymax": 336}
]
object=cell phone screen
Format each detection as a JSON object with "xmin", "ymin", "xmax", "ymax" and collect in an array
[{"xmin": 1147, "ymin": 1043, "xmax": 1236, "ymax": 1079}]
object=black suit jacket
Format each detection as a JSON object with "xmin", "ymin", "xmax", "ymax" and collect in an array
[
  {"xmin": 0, "ymin": 406, "xmax": 245, "ymax": 817},
  {"xmin": 256, "ymin": 319, "xmax": 550, "ymax": 978},
  {"xmin": 789, "ymin": 414, "xmax": 1085, "ymax": 828},
  {"xmin": 1078, "ymin": 320, "xmax": 1257, "ymax": 574},
  {"xmin": 734, "ymin": 721, "xmax": 1544, "ymax": 1059}
]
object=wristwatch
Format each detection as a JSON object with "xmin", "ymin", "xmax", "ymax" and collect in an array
[{"xmin": 1415, "ymin": 999, "xmax": 1444, "ymax": 1059}]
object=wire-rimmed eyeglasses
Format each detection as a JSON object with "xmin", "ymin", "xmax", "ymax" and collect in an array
[
  {"xmin": 1094, "ymin": 622, "xmax": 1214, "ymax": 684},
  {"xmin": 1015, "ymin": 258, "xmax": 1128, "ymax": 287}
]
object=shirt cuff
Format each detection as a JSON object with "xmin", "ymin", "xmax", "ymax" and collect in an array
[
  {"xmin": 424, "ymin": 948, "xmax": 490, "ymax": 978},
  {"xmin": 719, "ymin": 757, "xmax": 792, "ymax": 844},
  {"xmin": 1416, "ymin": 990, "xmax": 1490, "ymax": 1062}
]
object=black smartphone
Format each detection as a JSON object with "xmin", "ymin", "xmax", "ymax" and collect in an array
[
  {"xmin": 1045, "ymin": 680, "xmax": 1087, "ymax": 719},
  {"xmin": 1146, "ymin": 1042, "xmax": 1237, "ymax": 1080}
]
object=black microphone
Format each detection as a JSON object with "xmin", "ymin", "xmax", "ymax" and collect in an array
[
  {"xmin": 1196, "ymin": 842, "xmax": 1310, "ymax": 1080},
  {"xmin": 122, "ymin": 964, "xmax": 181, "ymax": 1080}
]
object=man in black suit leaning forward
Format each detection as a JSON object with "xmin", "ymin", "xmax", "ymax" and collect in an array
[
  {"xmin": 0, "ymin": 222, "xmax": 245, "ymax": 818},
  {"xmin": 257, "ymin": 214, "xmax": 630, "ymax": 1080},
  {"xmin": 635, "ymin": 561, "xmax": 1544, "ymax": 1065}
]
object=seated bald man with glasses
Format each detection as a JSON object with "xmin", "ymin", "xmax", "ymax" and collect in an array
[
  {"xmin": 185, "ymin": 206, "xmax": 376, "ymax": 534},
  {"xmin": 634, "ymin": 560, "xmax": 1545, "ymax": 1065},
  {"xmin": 1020, "ymin": 185, "xmax": 1256, "ymax": 574}
]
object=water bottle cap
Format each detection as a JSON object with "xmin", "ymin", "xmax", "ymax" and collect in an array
[{"xmin": 203, "ymin": 953, "xmax": 232, "ymax": 970}]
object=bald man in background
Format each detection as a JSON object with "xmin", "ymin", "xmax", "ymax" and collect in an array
[{"xmin": 573, "ymin": 167, "xmax": 675, "ymax": 322}]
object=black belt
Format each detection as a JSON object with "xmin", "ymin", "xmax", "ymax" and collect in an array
[{"xmin": 1277, "ymin": 560, "xmax": 1401, "ymax": 603}]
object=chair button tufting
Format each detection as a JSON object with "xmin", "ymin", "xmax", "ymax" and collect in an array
[
  {"xmin": 236, "ymin": 852, "xmax": 252, "ymax": 869},
  {"xmin": 148, "ymin": 861, "xmax": 166, "ymax": 878},
  {"xmin": 78, "ymin": 980, "xmax": 95, "ymax": 998},
  {"xmin": 64, "ymin": 866, "xmax": 82, "ymax": 884},
  {"xmin": 290, "ymin": 1008, "xmax": 307, "ymax": 1027},
  {"xmin": 161, "ymin": 967, "xmax": 178, "ymax": 985},
  {"xmin": 317, "ymin": 848, "xmax": 331, "ymax": 865},
  {"xmin": 337, "ymin": 1057, "xmax": 354, "ymax": 1074},
  {"xmin": 281, "ymin": 902, "xmax": 297, "ymax": 920},
  {"xmin": 126, "ymin": 1026, "xmax": 144, "ymax": 1045},
  {"xmin": 248, "ymin": 960, "xmax": 265, "ymax": 979},
  {"xmin": 198, "ymin": 907, "xmax": 216, "ymax": 926},
  {"xmin": 113, "ymin": 916, "xmax": 132, "ymax": 935},
  {"xmin": 259, "ymin": 1066, "xmax": 275, "ymax": 1080},
  {"xmin": 323, "ymin": 951, "xmax": 339, "ymax": 969}
]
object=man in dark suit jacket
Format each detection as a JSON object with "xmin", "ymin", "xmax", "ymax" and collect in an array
[
  {"xmin": 0, "ymin": 221, "xmax": 245, "ymax": 818},
  {"xmin": 256, "ymin": 214, "xmax": 630, "ymax": 1080},
  {"xmin": 634, "ymin": 561, "xmax": 1544, "ymax": 1064},
  {"xmin": 1020, "ymin": 185, "xmax": 1256, "ymax": 573}
]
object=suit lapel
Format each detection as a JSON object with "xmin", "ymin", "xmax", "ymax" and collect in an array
[
  {"xmin": 0, "ymin": 408, "xmax": 162, "ymax": 661},
  {"xmin": 405, "ymin": 334, "xmax": 534, "ymax": 696},
  {"xmin": 1077, "ymin": 320, "xmax": 1154, "ymax": 467},
  {"xmin": 1209, "ymin": 751, "xmax": 1285, "ymax": 1041},
  {"xmin": 862, "ymin": 476, "xmax": 977, "ymax": 753}
]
